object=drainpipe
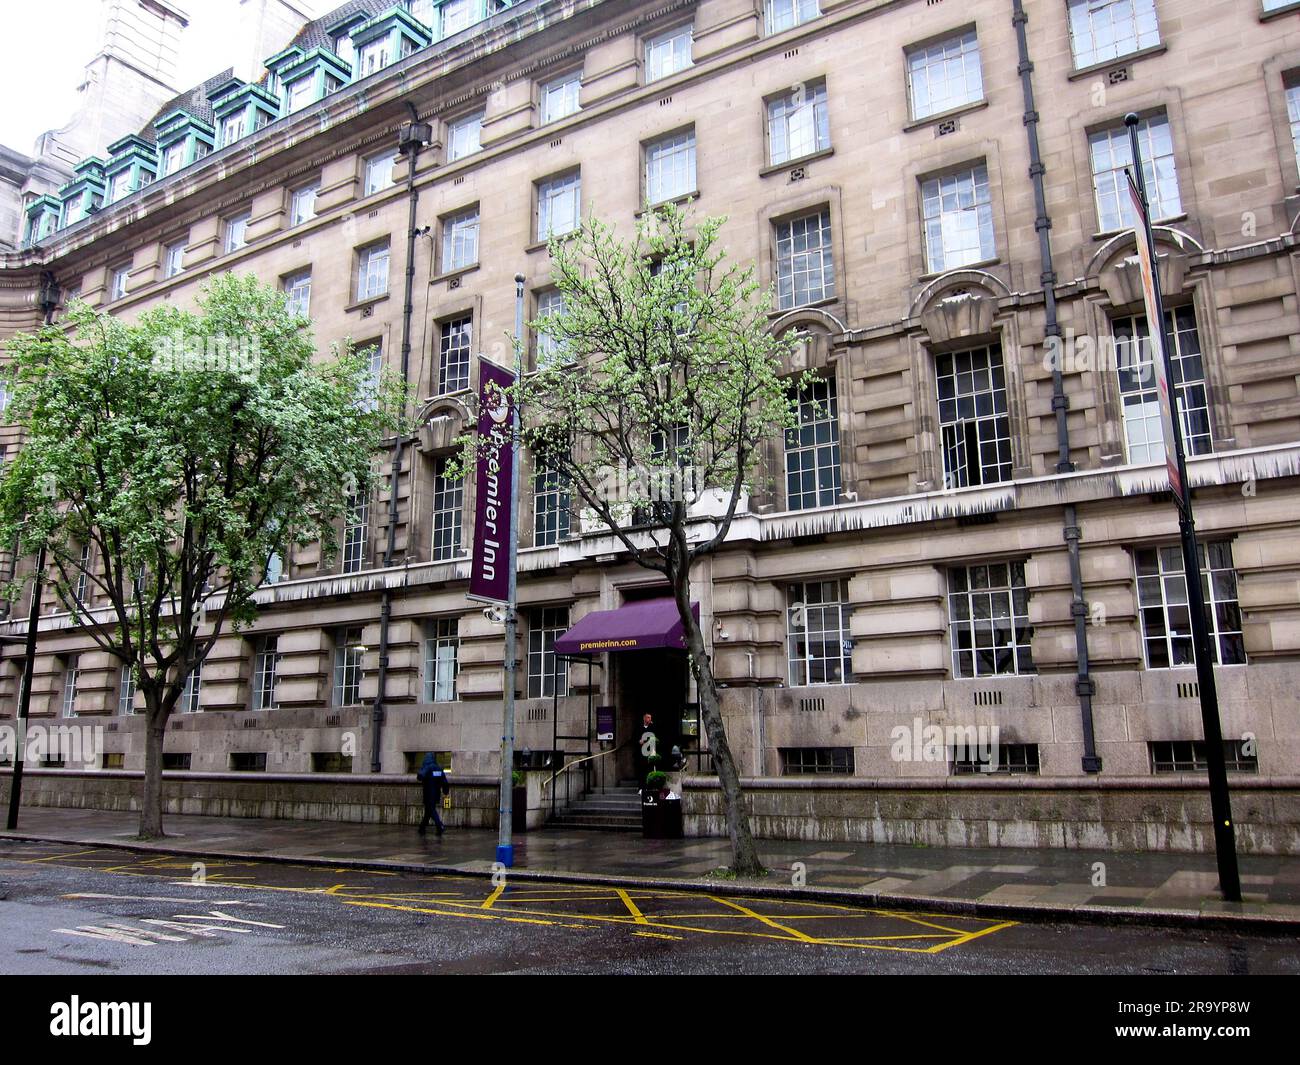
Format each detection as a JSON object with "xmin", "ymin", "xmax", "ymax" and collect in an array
[
  {"xmin": 370, "ymin": 106, "xmax": 432, "ymax": 773},
  {"xmin": 1012, "ymin": 0, "xmax": 1101, "ymax": 772}
]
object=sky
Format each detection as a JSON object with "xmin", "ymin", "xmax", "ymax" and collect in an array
[{"xmin": 0, "ymin": 0, "xmax": 248, "ymax": 154}]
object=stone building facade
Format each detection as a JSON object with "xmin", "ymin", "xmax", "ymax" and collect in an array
[{"xmin": 2, "ymin": 0, "xmax": 1300, "ymax": 848}]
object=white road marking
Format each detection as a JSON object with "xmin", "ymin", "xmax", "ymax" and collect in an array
[{"xmin": 63, "ymin": 892, "xmax": 260, "ymax": 906}]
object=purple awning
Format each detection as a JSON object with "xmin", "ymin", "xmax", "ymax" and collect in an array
[{"xmin": 554, "ymin": 598, "xmax": 699, "ymax": 656}]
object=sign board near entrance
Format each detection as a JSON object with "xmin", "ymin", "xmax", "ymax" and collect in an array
[
  {"xmin": 596, "ymin": 705, "xmax": 615, "ymax": 741},
  {"xmin": 467, "ymin": 357, "xmax": 516, "ymax": 605}
]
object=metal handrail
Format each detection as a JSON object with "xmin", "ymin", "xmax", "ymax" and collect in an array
[{"xmin": 540, "ymin": 741, "xmax": 627, "ymax": 793}]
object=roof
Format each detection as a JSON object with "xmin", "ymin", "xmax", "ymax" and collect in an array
[{"xmin": 138, "ymin": 68, "xmax": 236, "ymax": 144}]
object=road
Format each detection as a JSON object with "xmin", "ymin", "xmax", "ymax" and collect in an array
[{"xmin": 1, "ymin": 839, "xmax": 1296, "ymax": 975}]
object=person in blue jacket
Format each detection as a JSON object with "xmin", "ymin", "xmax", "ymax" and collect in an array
[{"xmin": 417, "ymin": 753, "xmax": 449, "ymax": 836}]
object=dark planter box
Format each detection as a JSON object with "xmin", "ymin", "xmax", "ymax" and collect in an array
[{"xmin": 641, "ymin": 793, "xmax": 683, "ymax": 839}]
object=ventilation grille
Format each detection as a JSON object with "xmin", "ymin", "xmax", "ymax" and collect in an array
[
  {"xmin": 783, "ymin": 47, "xmax": 799, "ymax": 59},
  {"xmin": 549, "ymin": 137, "xmax": 563, "ymax": 148},
  {"xmin": 957, "ymin": 512, "xmax": 999, "ymax": 527},
  {"xmin": 453, "ymin": 175, "xmax": 465, "ymax": 185},
  {"xmin": 974, "ymin": 690, "xmax": 1004, "ymax": 707},
  {"xmin": 242, "ymin": 717, "xmax": 261, "ymax": 729},
  {"xmin": 1177, "ymin": 682, "xmax": 1200, "ymax": 699},
  {"xmin": 170, "ymin": 719, "xmax": 184, "ymax": 730},
  {"xmin": 526, "ymin": 705, "xmax": 548, "ymax": 722},
  {"xmin": 449, "ymin": 276, "xmax": 462, "ymax": 290},
  {"xmin": 107, "ymin": 722, "xmax": 118, "ymax": 733},
  {"xmin": 659, "ymin": 96, "xmax": 673, "ymax": 107},
  {"xmin": 936, "ymin": 118, "xmax": 958, "ymax": 137},
  {"xmin": 419, "ymin": 711, "xmax": 437, "ymax": 725},
  {"xmin": 325, "ymin": 714, "xmax": 341, "ymax": 727},
  {"xmin": 799, "ymin": 698, "xmax": 826, "ymax": 713},
  {"xmin": 1108, "ymin": 67, "xmax": 1130, "ymax": 84},
  {"xmin": 789, "ymin": 166, "xmax": 807, "ymax": 182}
]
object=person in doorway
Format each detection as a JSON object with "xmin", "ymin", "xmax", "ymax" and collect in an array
[
  {"xmin": 416, "ymin": 753, "xmax": 449, "ymax": 836},
  {"xmin": 636, "ymin": 712, "xmax": 659, "ymax": 788}
]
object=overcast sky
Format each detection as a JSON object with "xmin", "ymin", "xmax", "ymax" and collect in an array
[{"xmin": 0, "ymin": 0, "xmax": 247, "ymax": 154}]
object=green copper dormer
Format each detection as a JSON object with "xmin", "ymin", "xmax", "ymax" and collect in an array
[
  {"xmin": 351, "ymin": 6, "xmax": 432, "ymax": 80},
  {"xmin": 154, "ymin": 109, "xmax": 216, "ymax": 178},
  {"xmin": 324, "ymin": 10, "xmax": 369, "ymax": 69},
  {"xmin": 270, "ymin": 46, "xmax": 351, "ymax": 115},
  {"xmin": 103, "ymin": 134, "xmax": 158, "ymax": 205},
  {"xmin": 58, "ymin": 158, "xmax": 107, "ymax": 228},
  {"xmin": 23, "ymin": 195, "xmax": 62, "ymax": 246},
  {"xmin": 210, "ymin": 78, "xmax": 281, "ymax": 147},
  {"xmin": 415, "ymin": 1, "xmax": 496, "ymax": 42}
]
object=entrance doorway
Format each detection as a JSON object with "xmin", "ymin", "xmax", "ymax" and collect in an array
[{"xmin": 614, "ymin": 648, "xmax": 687, "ymax": 785}]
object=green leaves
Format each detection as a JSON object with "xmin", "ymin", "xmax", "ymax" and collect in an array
[{"xmin": 0, "ymin": 271, "xmax": 405, "ymax": 698}]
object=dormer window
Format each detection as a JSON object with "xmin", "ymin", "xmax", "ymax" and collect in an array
[
  {"xmin": 441, "ymin": 0, "xmax": 473, "ymax": 35},
  {"xmin": 358, "ymin": 38, "xmax": 390, "ymax": 75},
  {"xmin": 220, "ymin": 113, "xmax": 245, "ymax": 146},
  {"xmin": 333, "ymin": 32, "xmax": 354, "ymax": 66},
  {"xmin": 162, "ymin": 142, "xmax": 185, "ymax": 175},
  {"xmin": 286, "ymin": 75, "xmax": 315, "ymax": 112}
]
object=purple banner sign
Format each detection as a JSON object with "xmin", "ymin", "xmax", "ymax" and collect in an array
[{"xmin": 468, "ymin": 357, "xmax": 516, "ymax": 605}]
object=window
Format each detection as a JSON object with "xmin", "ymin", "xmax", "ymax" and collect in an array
[
  {"xmin": 252, "ymin": 635, "xmax": 280, "ymax": 710},
  {"xmin": 766, "ymin": 81, "xmax": 830, "ymax": 166},
  {"xmin": 1289, "ymin": 82, "xmax": 1300, "ymax": 174},
  {"xmin": 441, "ymin": 0, "xmax": 472, "ymax": 35},
  {"xmin": 163, "ymin": 240, "xmax": 185, "ymax": 279},
  {"xmin": 1067, "ymin": 0, "xmax": 1160, "ymax": 69},
  {"xmin": 921, "ymin": 163, "xmax": 995, "ymax": 272},
  {"xmin": 527, "ymin": 606, "xmax": 569, "ymax": 698},
  {"xmin": 447, "ymin": 111, "xmax": 483, "ymax": 161},
  {"xmin": 535, "ymin": 288, "xmax": 566, "ymax": 368},
  {"xmin": 645, "ymin": 24, "xmax": 692, "ymax": 82},
  {"xmin": 356, "ymin": 240, "xmax": 390, "ymax": 300},
  {"xmin": 1113, "ymin": 306, "xmax": 1212, "ymax": 464},
  {"xmin": 358, "ymin": 342, "xmax": 383, "ymax": 412},
  {"xmin": 441, "ymin": 206, "xmax": 479, "ymax": 273},
  {"xmin": 283, "ymin": 268, "xmax": 312, "ymax": 319},
  {"xmin": 952, "ymin": 743, "xmax": 1040, "ymax": 775},
  {"xmin": 333, "ymin": 31, "xmax": 355, "ymax": 66},
  {"xmin": 75, "ymin": 544, "xmax": 90, "ymax": 605},
  {"xmin": 64, "ymin": 199, "xmax": 85, "ymax": 226},
  {"xmin": 118, "ymin": 665, "xmax": 137, "ymax": 715},
  {"xmin": 230, "ymin": 753, "xmax": 268, "ymax": 772},
  {"xmin": 1149, "ymin": 740, "xmax": 1256, "ymax": 774},
  {"xmin": 220, "ymin": 113, "xmax": 246, "ymax": 146},
  {"xmin": 107, "ymin": 170, "xmax": 131, "ymax": 203},
  {"xmin": 333, "ymin": 627, "xmax": 365, "ymax": 706},
  {"xmin": 423, "ymin": 618, "xmax": 459, "ymax": 702},
  {"xmin": 906, "ymin": 29, "xmax": 984, "ymax": 121},
  {"xmin": 784, "ymin": 377, "xmax": 842, "ymax": 510},
  {"xmin": 286, "ymin": 76, "xmax": 315, "ymax": 113},
  {"xmin": 533, "ymin": 454, "xmax": 570, "ymax": 546},
  {"xmin": 786, "ymin": 579, "xmax": 852, "ymax": 685},
  {"xmin": 110, "ymin": 265, "xmax": 130, "ymax": 301},
  {"xmin": 1090, "ymin": 113, "xmax": 1180, "ymax": 232},
  {"xmin": 358, "ymin": 38, "xmax": 390, "ymax": 76},
  {"xmin": 224, "ymin": 210, "xmax": 250, "ymax": 254},
  {"xmin": 364, "ymin": 151, "xmax": 396, "ymax": 195},
  {"xmin": 431, "ymin": 456, "xmax": 464, "ymax": 561},
  {"xmin": 537, "ymin": 171, "xmax": 581, "ymax": 240},
  {"xmin": 766, "ymin": 0, "xmax": 820, "ymax": 34},
  {"xmin": 180, "ymin": 665, "xmax": 202, "ymax": 713},
  {"xmin": 948, "ymin": 561, "xmax": 1034, "ymax": 678},
  {"xmin": 264, "ymin": 548, "xmax": 285, "ymax": 585},
  {"xmin": 539, "ymin": 72, "xmax": 582, "ymax": 124},
  {"xmin": 342, "ymin": 493, "xmax": 368, "ymax": 573},
  {"xmin": 774, "ymin": 208, "xmax": 834, "ymax": 309},
  {"xmin": 312, "ymin": 752, "xmax": 353, "ymax": 773},
  {"xmin": 61, "ymin": 655, "xmax": 80, "ymax": 717},
  {"xmin": 645, "ymin": 129, "xmax": 696, "ymax": 205},
  {"xmin": 162, "ymin": 142, "xmax": 185, "ymax": 175},
  {"xmin": 936, "ymin": 344, "xmax": 1012, "ymax": 489},
  {"xmin": 163, "ymin": 753, "xmax": 192, "ymax": 770},
  {"xmin": 1135, "ymin": 541, "xmax": 1246, "ymax": 669},
  {"xmin": 780, "ymin": 747, "xmax": 853, "ymax": 775},
  {"xmin": 437, "ymin": 315, "xmax": 472, "ymax": 394},
  {"xmin": 290, "ymin": 182, "xmax": 318, "ymax": 226}
]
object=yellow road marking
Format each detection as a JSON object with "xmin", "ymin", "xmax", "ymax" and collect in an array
[
  {"xmin": 711, "ymin": 895, "xmax": 817, "ymax": 943},
  {"xmin": 614, "ymin": 888, "xmax": 651, "ymax": 925},
  {"xmin": 481, "ymin": 883, "xmax": 506, "ymax": 909},
  {"xmin": 632, "ymin": 931, "xmax": 683, "ymax": 941}
]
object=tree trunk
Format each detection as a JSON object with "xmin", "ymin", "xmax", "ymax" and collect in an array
[
  {"xmin": 678, "ymin": 598, "xmax": 764, "ymax": 877},
  {"xmin": 139, "ymin": 696, "xmax": 167, "ymax": 840}
]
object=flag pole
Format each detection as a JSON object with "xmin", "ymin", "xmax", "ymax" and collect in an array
[{"xmin": 1125, "ymin": 113, "xmax": 1240, "ymax": 901}]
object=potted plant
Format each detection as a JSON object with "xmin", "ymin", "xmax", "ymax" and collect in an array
[{"xmin": 641, "ymin": 769, "xmax": 682, "ymax": 839}]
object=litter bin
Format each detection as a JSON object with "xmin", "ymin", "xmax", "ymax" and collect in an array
[{"xmin": 641, "ymin": 791, "xmax": 683, "ymax": 839}]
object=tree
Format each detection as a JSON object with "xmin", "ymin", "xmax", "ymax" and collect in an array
[
  {"xmin": 0, "ymin": 273, "xmax": 402, "ymax": 839},
  {"xmin": 513, "ymin": 204, "xmax": 808, "ymax": 876}
]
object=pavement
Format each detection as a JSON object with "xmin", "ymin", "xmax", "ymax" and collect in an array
[{"xmin": 4, "ymin": 806, "xmax": 1300, "ymax": 932}]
